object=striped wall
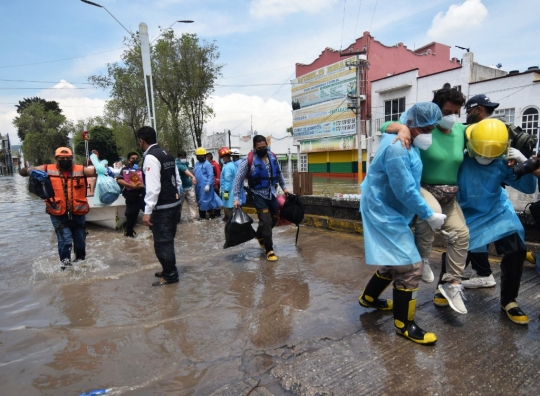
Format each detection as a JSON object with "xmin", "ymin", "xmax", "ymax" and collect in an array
[{"xmin": 307, "ymin": 149, "xmax": 367, "ymax": 178}]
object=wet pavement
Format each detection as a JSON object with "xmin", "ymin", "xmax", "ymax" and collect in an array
[{"xmin": 2, "ymin": 204, "xmax": 540, "ymax": 395}]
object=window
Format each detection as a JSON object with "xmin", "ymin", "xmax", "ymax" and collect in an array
[
  {"xmin": 521, "ymin": 107, "xmax": 539, "ymax": 135},
  {"xmin": 384, "ymin": 97, "xmax": 405, "ymax": 122},
  {"xmin": 494, "ymin": 108, "xmax": 515, "ymax": 125},
  {"xmin": 299, "ymin": 153, "xmax": 308, "ymax": 172}
]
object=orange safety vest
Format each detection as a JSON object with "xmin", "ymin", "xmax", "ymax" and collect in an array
[{"xmin": 45, "ymin": 164, "xmax": 90, "ymax": 216}]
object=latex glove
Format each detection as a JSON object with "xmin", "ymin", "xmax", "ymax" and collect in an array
[
  {"xmin": 507, "ymin": 147, "xmax": 527, "ymax": 163},
  {"xmin": 204, "ymin": 185, "xmax": 210, "ymax": 192},
  {"xmin": 426, "ymin": 213, "xmax": 447, "ymax": 231},
  {"xmin": 440, "ymin": 230, "xmax": 458, "ymax": 244},
  {"xmin": 223, "ymin": 191, "xmax": 229, "ymax": 200}
]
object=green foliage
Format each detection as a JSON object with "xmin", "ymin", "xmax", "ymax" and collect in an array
[
  {"xmin": 13, "ymin": 103, "xmax": 71, "ymax": 165},
  {"xmin": 15, "ymin": 97, "xmax": 62, "ymax": 141},
  {"xmin": 74, "ymin": 125, "xmax": 119, "ymax": 165},
  {"xmin": 286, "ymin": 126, "xmax": 294, "ymax": 135}
]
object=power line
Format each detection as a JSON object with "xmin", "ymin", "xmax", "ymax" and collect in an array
[
  {"xmin": 368, "ymin": 0, "xmax": 379, "ymax": 33},
  {"xmin": 353, "ymin": 0, "xmax": 363, "ymax": 42},
  {"xmin": 0, "ymin": 47, "xmax": 125, "ymax": 69},
  {"xmin": 0, "ymin": 78, "xmax": 93, "ymax": 85},
  {"xmin": 220, "ymin": 66, "xmax": 294, "ymax": 79},
  {"xmin": 340, "ymin": 0, "xmax": 347, "ymax": 50}
]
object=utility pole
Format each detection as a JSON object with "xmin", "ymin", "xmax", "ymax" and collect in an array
[{"xmin": 341, "ymin": 50, "xmax": 367, "ymax": 180}]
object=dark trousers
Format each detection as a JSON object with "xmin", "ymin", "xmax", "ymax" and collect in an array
[
  {"xmin": 50, "ymin": 214, "xmax": 86, "ymax": 262},
  {"xmin": 150, "ymin": 206, "xmax": 180, "ymax": 281},
  {"xmin": 451, "ymin": 233, "xmax": 525, "ymax": 306},
  {"xmin": 124, "ymin": 195, "xmax": 145, "ymax": 237},
  {"xmin": 253, "ymin": 194, "xmax": 279, "ymax": 253},
  {"xmin": 467, "ymin": 251, "xmax": 492, "ymax": 277}
]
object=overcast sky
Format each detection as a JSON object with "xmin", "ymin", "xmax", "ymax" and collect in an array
[{"xmin": 1, "ymin": 0, "xmax": 538, "ymax": 146}]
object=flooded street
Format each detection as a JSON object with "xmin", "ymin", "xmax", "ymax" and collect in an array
[{"xmin": 1, "ymin": 174, "xmax": 540, "ymax": 395}]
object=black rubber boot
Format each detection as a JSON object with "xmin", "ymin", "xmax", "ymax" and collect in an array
[
  {"xmin": 393, "ymin": 287, "xmax": 437, "ymax": 345},
  {"xmin": 358, "ymin": 271, "xmax": 393, "ymax": 310}
]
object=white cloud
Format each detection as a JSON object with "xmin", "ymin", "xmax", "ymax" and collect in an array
[
  {"xmin": 250, "ymin": 0, "xmax": 337, "ymax": 19},
  {"xmin": 427, "ymin": 0, "xmax": 488, "ymax": 41},
  {"xmin": 206, "ymin": 93, "xmax": 291, "ymax": 137},
  {"xmin": 0, "ymin": 107, "xmax": 19, "ymax": 144}
]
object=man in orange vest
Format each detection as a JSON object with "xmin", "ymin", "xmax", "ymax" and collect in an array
[{"xmin": 21, "ymin": 147, "xmax": 97, "ymax": 270}]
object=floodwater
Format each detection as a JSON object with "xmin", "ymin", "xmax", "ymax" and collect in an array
[{"xmin": 0, "ymin": 174, "xmax": 366, "ymax": 395}]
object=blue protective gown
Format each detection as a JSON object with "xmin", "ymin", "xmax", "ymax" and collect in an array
[
  {"xmin": 233, "ymin": 159, "xmax": 247, "ymax": 204},
  {"xmin": 194, "ymin": 160, "xmax": 222, "ymax": 211},
  {"xmin": 220, "ymin": 161, "xmax": 237, "ymax": 209},
  {"xmin": 457, "ymin": 155, "xmax": 537, "ymax": 252},
  {"xmin": 360, "ymin": 133, "xmax": 434, "ymax": 266}
]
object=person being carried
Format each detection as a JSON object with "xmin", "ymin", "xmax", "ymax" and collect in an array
[
  {"xmin": 20, "ymin": 147, "xmax": 97, "ymax": 270},
  {"xmin": 358, "ymin": 102, "xmax": 445, "ymax": 345},
  {"xmin": 137, "ymin": 126, "xmax": 182, "ymax": 286},
  {"xmin": 116, "ymin": 152, "xmax": 145, "ymax": 237},
  {"xmin": 233, "ymin": 135, "xmax": 290, "ymax": 262}
]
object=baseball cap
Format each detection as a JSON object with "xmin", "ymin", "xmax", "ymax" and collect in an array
[
  {"xmin": 465, "ymin": 94, "xmax": 499, "ymax": 110},
  {"xmin": 55, "ymin": 147, "xmax": 73, "ymax": 157}
]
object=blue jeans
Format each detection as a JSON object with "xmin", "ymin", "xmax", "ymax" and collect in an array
[
  {"xmin": 49, "ymin": 214, "xmax": 86, "ymax": 263},
  {"xmin": 252, "ymin": 194, "xmax": 279, "ymax": 253}
]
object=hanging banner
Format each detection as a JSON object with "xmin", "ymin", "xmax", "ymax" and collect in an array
[
  {"xmin": 292, "ymin": 56, "xmax": 356, "ymax": 110},
  {"xmin": 292, "ymin": 98, "xmax": 356, "ymax": 139}
]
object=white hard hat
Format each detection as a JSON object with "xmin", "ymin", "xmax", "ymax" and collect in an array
[{"xmin": 230, "ymin": 149, "xmax": 240, "ymax": 155}]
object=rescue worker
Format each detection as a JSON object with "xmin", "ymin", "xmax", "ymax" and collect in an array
[
  {"xmin": 176, "ymin": 151, "xmax": 198, "ymax": 222},
  {"xmin": 457, "ymin": 119, "xmax": 540, "ymax": 324},
  {"xmin": 137, "ymin": 126, "xmax": 182, "ymax": 286},
  {"xmin": 231, "ymin": 148, "xmax": 246, "ymax": 205},
  {"xmin": 233, "ymin": 135, "xmax": 290, "ymax": 262},
  {"xmin": 116, "ymin": 152, "xmax": 145, "ymax": 237},
  {"xmin": 206, "ymin": 151, "xmax": 222, "ymax": 218},
  {"xmin": 21, "ymin": 147, "xmax": 97, "ymax": 269},
  {"xmin": 219, "ymin": 147, "xmax": 236, "ymax": 222},
  {"xmin": 194, "ymin": 147, "xmax": 222, "ymax": 220},
  {"xmin": 358, "ymin": 102, "xmax": 444, "ymax": 345}
]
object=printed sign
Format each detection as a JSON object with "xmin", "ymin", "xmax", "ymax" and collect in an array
[{"xmin": 299, "ymin": 135, "xmax": 357, "ymax": 152}]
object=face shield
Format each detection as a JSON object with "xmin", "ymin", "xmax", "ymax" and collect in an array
[{"xmin": 466, "ymin": 139, "xmax": 510, "ymax": 160}]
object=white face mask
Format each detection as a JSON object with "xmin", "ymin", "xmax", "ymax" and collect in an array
[
  {"xmin": 439, "ymin": 114, "xmax": 456, "ymax": 130},
  {"xmin": 412, "ymin": 133, "xmax": 433, "ymax": 150},
  {"xmin": 180, "ymin": 159, "xmax": 187, "ymax": 163},
  {"xmin": 475, "ymin": 157, "xmax": 493, "ymax": 165}
]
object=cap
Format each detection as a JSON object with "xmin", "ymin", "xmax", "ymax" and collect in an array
[
  {"xmin": 465, "ymin": 94, "xmax": 499, "ymax": 110},
  {"xmin": 55, "ymin": 147, "xmax": 73, "ymax": 157},
  {"xmin": 230, "ymin": 149, "xmax": 240, "ymax": 155}
]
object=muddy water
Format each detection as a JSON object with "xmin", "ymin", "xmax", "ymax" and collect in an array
[{"xmin": 0, "ymin": 175, "xmax": 365, "ymax": 395}]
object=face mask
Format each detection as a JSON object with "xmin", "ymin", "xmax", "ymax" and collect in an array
[
  {"xmin": 412, "ymin": 133, "xmax": 433, "ymax": 150},
  {"xmin": 475, "ymin": 157, "xmax": 493, "ymax": 165},
  {"xmin": 255, "ymin": 148, "xmax": 268, "ymax": 158},
  {"xmin": 466, "ymin": 110, "xmax": 479, "ymax": 125},
  {"xmin": 130, "ymin": 160, "xmax": 138, "ymax": 167},
  {"xmin": 58, "ymin": 159, "xmax": 73, "ymax": 170},
  {"xmin": 197, "ymin": 156, "xmax": 206, "ymax": 163},
  {"xmin": 439, "ymin": 114, "xmax": 456, "ymax": 130},
  {"xmin": 180, "ymin": 159, "xmax": 187, "ymax": 163}
]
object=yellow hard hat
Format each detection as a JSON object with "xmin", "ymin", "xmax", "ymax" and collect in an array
[
  {"xmin": 466, "ymin": 118, "xmax": 509, "ymax": 159},
  {"xmin": 195, "ymin": 147, "xmax": 207, "ymax": 156}
]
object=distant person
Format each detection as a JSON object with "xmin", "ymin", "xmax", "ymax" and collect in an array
[
  {"xmin": 358, "ymin": 103, "xmax": 444, "ymax": 345},
  {"xmin": 233, "ymin": 135, "xmax": 289, "ymax": 262},
  {"xmin": 176, "ymin": 150, "xmax": 198, "ymax": 222},
  {"xmin": 137, "ymin": 126, "xmax": 182, "ymax": 286},
  {"xmin": 206, "ymin": 151, "xmax": 222, "ymax": 217},
  {"xmin": 231, "ymin": 149, "xmax": 246, "ymax": 205},
  {"xmin": 194, "ymin": 147, "xmax": 222, "ymax": 219},
  {"xmin": 116, "ymin": 152, "xmax": 145, "ymax": 237},
  {"xmin": 219, "ymin": 147, "xmax": 236, "ymax": 222},
  {"xmin": 19, "ymin": 147, "xmax": 97, "ymax": 270}
]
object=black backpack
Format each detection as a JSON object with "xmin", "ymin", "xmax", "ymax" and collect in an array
[
  {"xmin": 28, "ymin": 166, "xmax": 57, "ymax": 209},
  {"xmin": 281, "ymin": 194, "xmax": 305, "ymax": 245}
]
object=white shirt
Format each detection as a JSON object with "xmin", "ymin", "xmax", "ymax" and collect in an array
[{"xmin": 142, "ymin": 144, "xmax": 182, "ymax": 215}]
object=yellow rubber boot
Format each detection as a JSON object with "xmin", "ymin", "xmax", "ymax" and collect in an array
[
  {"xmin": 358, "ymin": 271, "xmax": 393, "ymax": 311},
  {"xmin": 393, "ymin": 287, "xmax": 437, "ymax": 345}
]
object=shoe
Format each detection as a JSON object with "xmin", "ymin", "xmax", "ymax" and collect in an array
[
  {"xmin": 438, "ymin": 283, "xmax": 467, "ymax": 314},
  {"xmin": 501, "ymin": 302, "xmax": 529, "ymax": 325},
  {"xmin": 421, "ymin": 258, "xmax": 434, "ymax": 283},
  {"xmin": 152, "ymin": 278, "xmax": 179, "ymax": 287},
  {"xmin": 526, "ymin": 251, "xmax": 536, "ymax": 264},
  {"xmin": 433, "ymin": 291, "xmax": 449, "ymax": 307},
  {"xmin": 60, "ymin": 259, "xmax": 72, "ymax": 271},
  {"xmin": 155, "ymin": 271, "xmax": 163, "ymax": 277},
  {"xmin": 358, "ymin": 271, "xmax": 393, "ymax": 311},
  {"xmin": 461, "ymin": 273, "xmax": 496, "ymax": 288},
  {"xmin": 256, "ymin": 237, "xmax": 265, "ymax": 249},
  {"xmin": 266, "ymin": 251, "xmax": 278, "ymax": 262}
]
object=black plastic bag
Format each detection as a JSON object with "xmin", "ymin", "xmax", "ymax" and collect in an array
[
  {"xmin": 281, "ymin": 194, "xmax": 305, "ymax": 245},
  {"xmin": 223, "ymin": 207, "xmax": 256, "ymax": 249},
  {"xmin": 526, "ymin": 201, "xmax": 540, "ymax": 230}
]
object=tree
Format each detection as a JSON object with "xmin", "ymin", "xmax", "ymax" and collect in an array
[
  {"xmin": 286, "ymin": 126, "xmax": 294, "ymax": 135},
  {"xmin": 13, "ymin": 103, "xmax": 71, "ymax": 165},
  {"xmin": 88, "ymin": 30, "xmax": 222, "ymax": 152},
  {"xmin": 15, "ymin": 97, "xmax": 62, "ymax": 141},
  {"xmin": 74, "ymin": 125, "xmax": 119, "ymax": 165}
]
